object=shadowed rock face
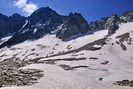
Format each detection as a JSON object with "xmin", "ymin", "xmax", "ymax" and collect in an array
[
  {"xmin": 0, "ymin": 13, "xmax": 10, "ymax": 37},
  {"xmin": 89, "ymin": 17, "xmax": 108, "ymax": 31},
  {"xmin": 56, "ymin": 13, "xmax": 91, "ymax": 40},
  {"xmin": 9, "ymin": 13, "xmax": 26, "ymax": 33},
  {"xmin": 0, "ymin": 13, "xmax": 26, "ymax": 37},
  {"xmin": 29, "ymin": 8, "xmax": 91, "ymax": 40},
  {"xmin": 29, "ymin": 7, "xmax": 62, "ymax": 26}
]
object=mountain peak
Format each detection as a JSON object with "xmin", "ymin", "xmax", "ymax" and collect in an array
[
  {"xmin": 10, "ymin": 13, "xmax": 22, "ymax": 18},
  {"xmin": 31, "ymin": 7, "xmax": 54, "ymax": 14},
  {"xmin": 29, "ymin": 7, "xmax": 59, "ymax": 25},
  {"xmin": 0, "ymin": 13, "xmax": 8, "ymax": 19}
]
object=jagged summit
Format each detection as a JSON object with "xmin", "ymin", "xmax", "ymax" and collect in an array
[
  {"xmin": 10, "ymin": 13, "xmax": 23, "ymax": 18},
  {"xmin": 29, "ymin": 7, "xmax": 60, "ymax": 25},
  {"xmin": 31, "ymin": 7, "xmax": 57, "ymax": 16}
]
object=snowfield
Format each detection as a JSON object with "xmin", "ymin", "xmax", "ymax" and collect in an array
[{"xmin": 0, "ymin": 22, "xmax": 133, "ymax": 89}]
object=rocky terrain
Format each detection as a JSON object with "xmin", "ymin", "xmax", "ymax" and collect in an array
[
  {"xmin": 0, "ymin": 7, "xmax": 133, "ymax": 89},
  {"xmin": 0, "ymin": 55, "xmax": 43, "ymax": 87}
]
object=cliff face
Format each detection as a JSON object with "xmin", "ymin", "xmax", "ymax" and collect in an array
[
  {"xmin": 0, "ymin": 13, "xmax": 10, "ymax": 37},
  {"xmin": 56, "ymin": 13, "xmax": 91, "ymax": 40},
  {"xmin": 0, "ymin": 13, "xmax": 26, "ymax": 37},
  {"xmin": 9, "ymin": 13, "xmax": 26, "ymax": 33}
]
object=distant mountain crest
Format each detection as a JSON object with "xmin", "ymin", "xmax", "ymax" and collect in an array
[{"xmin": 123, "ymin": 10, "xmax": 133, "ymax": 16}]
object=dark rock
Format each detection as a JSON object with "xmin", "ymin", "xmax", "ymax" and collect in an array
[
  {"xmin": 9, "ymin": 13, "xmax": 26, "ymax": 33},
  {"xmin": 56, "ymin": 13, "xmax": 91, "ymax": 40},
  {"xmin": 123, "ymin": 11, "xmax": 133, "ymax": 16},
  {"xmin": 105, "ymin": 14, "xmax": 120, "ymax": 36},
  {"xmin": 123, "ymin": 11, "xmax": 133, "ymax": 22},
  {"xmin": 117, "ymin": 33, "xmax": 130, "ymax": 42},
  {"xmin": 59, "ymin": 64, "xmax": 88, "ymax": 71},
  {"xmin": 89, "ymin": 57, "xmax": 98, "ymax": 60},
  {"xmin": 101, "ymin": 61, "xmax": 109, "ymax": 65},
  {"xmin": 0, "ymin": 58, "xmax": 43, "ymax": 87},
  {"xmin": 59, "ymin": 64, "xmax": 73, "ymax": 71},
  {"xmin": 89, "ymin": 17, "xmax": 108, "ymax": 31},
  {"xmin": 113, "ymin": 80, "xmax": 133, "ymax": 87},
  {"xmin": 116, "ymin": 33, "xmax": 131, "ymax": 51},
  {"xmin": 0, "ymin": 13, "xmax": 26, "ymax": 38},
  {"xmin": 98, "ymin": 77, "xmax": 104, "ymax": 81},
  {"xmin": 120, "ymin": 43, "xmax": 127, "ymax": 51},
  {"xmin": 0, "ymin": 13, "xmax": 10, "ymax": 37},
  {"xmin": 29, "ymin": 7, "xmax": 62, "ymax": 25}
]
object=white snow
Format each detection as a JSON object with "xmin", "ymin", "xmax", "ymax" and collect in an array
[
  {"xmin": 112, "ymin": 22, "xmax": 133, "ymax": 38},
  {"xmin": 33, "ymin": 28, "xmax": 38, "ymax": 33},
  {"xmin": 0, "ymin": 22, "xmax": 133, "ymax": 89},
  {"xmin": 0, "ymin": 34, "xmax": 13, "ymax": 45}
]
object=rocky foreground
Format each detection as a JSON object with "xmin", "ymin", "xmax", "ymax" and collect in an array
[{"xmin": 0, "ymin": 58, "xmax": 43, "ymax": 87}]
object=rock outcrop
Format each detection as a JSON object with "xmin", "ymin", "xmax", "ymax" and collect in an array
[
  {"xmin": 89, "ymin": 17, "xmax": 108, "ymax": 31},
  {"xmin": 9, "ymin": 13, "xmax": 26, "ymax": 33},
  {"xmin": 56, "ymin": 13, "xmax": 91, "ymax": 40},
  {"xmin": 0, "ymin": 13, "xmax": 10, "ymax": 37},
  {"xmin": 0, "ymin": 13, "xmax": 26, "ymax": 38}
]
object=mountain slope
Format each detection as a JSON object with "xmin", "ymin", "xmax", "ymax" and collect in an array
[{"xmin": 0, "ymin": 22, "xmax": 133, "ymax": 89}]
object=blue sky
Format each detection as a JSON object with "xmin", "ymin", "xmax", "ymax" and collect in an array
[{"xmin": 0, "ymin": 0, "xmax": 133, "ymax": 22}]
